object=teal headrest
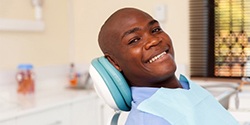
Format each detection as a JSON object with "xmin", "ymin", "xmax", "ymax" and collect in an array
[{"xmin": 89, "ymin": 57, "xmax": 132, "ymax": 111}]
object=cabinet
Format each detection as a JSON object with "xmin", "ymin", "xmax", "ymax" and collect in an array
[
  {"xmin": 98, "ymin": 100, "xmax": 115, "ymax": 125},
  {"xmin": 0, "ymin": 94, "xmax": 106, "ymax": 125},
  {"xmin": 0, "ymin": 91, "xmax": 110, "ymax": 125},
  {"xmin": 0, "ymin": 119, "xmax": 15, "ymax": 125},
  {"xmin": 70, "ymin": 96, "xmax": 99, "ymax": 125},
  {"xmin": 98, "ymin": 99, "xmax": 129, "ymax": 125},
  {"xmin": 16, "ymin": 105, "xmax": 71, "ymax": 125},
  {"xmin": 0, "ymin": 65, "xmax": 112, "ymax": 125}
]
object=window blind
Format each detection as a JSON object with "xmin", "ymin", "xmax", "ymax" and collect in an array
[{"xmin": 190, "ymin": 0, "xmax": 211, "ymax": 77}]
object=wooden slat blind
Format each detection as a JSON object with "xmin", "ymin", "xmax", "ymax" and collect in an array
[{"xmin": 190, "ymin": 0, "xmax": 210, "ymax": 77}]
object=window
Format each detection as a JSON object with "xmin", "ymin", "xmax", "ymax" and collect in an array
[{"xmin": 190, "ymin": 0, "xmax": 250, "ymax": 78}]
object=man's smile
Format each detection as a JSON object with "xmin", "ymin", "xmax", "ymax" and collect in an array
[{"xmin": 147, "ymin": 49, "xmax": 170, "ymax": 63}]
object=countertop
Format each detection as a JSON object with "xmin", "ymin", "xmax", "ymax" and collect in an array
[{"xmin": 0, "ymin": 78, "xmax": 96, "ymax": 121}]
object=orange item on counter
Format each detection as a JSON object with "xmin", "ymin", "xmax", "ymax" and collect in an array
[
  {"xmin": 69, "ymin": 63, "xmax": 78, "ymax": 87},
  {"xmin": 16, "ymin": 64, "xmax": 35, "ymax": 94},
  {"xmin": 70, "ymin": 73, "xmax": 78, "ymax": 87}
]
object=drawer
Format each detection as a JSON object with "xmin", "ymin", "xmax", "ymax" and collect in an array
[
  {"xmin": 16, "ymin": 105, "xmax": 70, "ymax": 125},
  {"xmin": 0, "ymin": 119, "xmax": 15, "ymax": 125}
]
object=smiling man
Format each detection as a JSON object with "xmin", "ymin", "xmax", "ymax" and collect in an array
[
  {"xmin": 99, "ymin": 8, "xmax": 179, "ymax": 89},
  {"xmin": 98, "ymin": 8, "xmax": 239, "ymax": 125}
]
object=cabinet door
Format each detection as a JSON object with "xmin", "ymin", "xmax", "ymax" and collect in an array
[
  {"xmin": 0, "ymin": 119, "xmax": 15, "ymax": 125},
  {"xmin": 98, "ymin": 100, "xmax": 115, "ymax": 125},
  {"xmin": 16, "ymin": 105, "xmax": 70, "ymax": 125},
  {"xmin": 99, "ymin": 101, "xmax": 129, "ymax": 125},
  {"xmin": 70, "ymin": 96, "xmax": 99, "ymax": 125}
]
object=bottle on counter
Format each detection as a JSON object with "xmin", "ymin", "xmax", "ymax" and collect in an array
[
  {"xmin": 16, "ymin": 64, "xmax": 35, "ymax": 94},
  {"xmin": 69, "ymin": 63, "xmax": 78, "ymax": 87}
]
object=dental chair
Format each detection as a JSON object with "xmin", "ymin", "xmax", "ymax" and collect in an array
[
  {"xmin": 89, "ymin": 56, "xmax": 132, "ymax": 125},
  {"xmin": 89, "ymin": 56, "xmax": 240, "ymax": 125}
]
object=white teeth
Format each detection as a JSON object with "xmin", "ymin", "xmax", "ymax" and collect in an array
[{"xmin": 148, "ymin": 51, "xmax": 167, "ymax": 63}]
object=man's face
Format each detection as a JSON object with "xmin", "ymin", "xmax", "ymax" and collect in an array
[{"xmin": 110, "ymin": 10, "xmax": 176, "ymax": 87}]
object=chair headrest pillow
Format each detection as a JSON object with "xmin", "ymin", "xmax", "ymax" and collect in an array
[{"xmin": 89, "ymin": 57, "xmax": 132, "ymax": 111}]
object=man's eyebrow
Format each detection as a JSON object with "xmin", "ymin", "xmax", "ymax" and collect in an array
[
  {"xmin": 121, "ymin": 20, "xmax": 159, "ymax": 39},
  {"xmin": 121, "ymin": 27, "xmax": 140, "ymax": 39},
  {"xmin": 148, "ymin": 20, "xmax": 159, "ymax": 26}
]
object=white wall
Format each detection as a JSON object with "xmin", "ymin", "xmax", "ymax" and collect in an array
[
  {"xmin": 0, "ymin": 0, "xmax": 190, "ymax": 75},
  {"xmin": 0, "ymin": 0, "xmax": 70, "ymax": 70}
]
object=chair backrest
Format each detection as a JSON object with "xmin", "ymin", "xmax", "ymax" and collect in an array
[{"xmin": 89, "ymin": 56, "xmax": 132, "ymax": 111}]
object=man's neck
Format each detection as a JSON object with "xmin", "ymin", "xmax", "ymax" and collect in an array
[{"xmin": 149, "ymin": 75, "xmax": 182, "ymax": 88}]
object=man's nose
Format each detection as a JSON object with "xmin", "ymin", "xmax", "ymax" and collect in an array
[{"xmin": 144, "ymin": 35, "xmax": 162, "ymax": 50}]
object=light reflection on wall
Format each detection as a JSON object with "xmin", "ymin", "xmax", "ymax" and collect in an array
[{"xmin": 214, "ymin": 0, "xmax": 250, "ymax": 77}]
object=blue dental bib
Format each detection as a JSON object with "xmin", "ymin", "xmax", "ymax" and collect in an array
[{"xmin": 137, "ymin": 75, "xmax": 239, "ymax": 125}]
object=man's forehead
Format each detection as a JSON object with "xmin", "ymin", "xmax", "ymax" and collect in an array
[
  {"xmin": 106, "ymin": 8, "xmax": 151, "ymax": 26},
  {"xmin": 105, "ymin": 9, "xmax": 153, "ymax": 36},
  {"xmin": 98, "ymin": 8, "xmax": 152, "ymax": 53}
]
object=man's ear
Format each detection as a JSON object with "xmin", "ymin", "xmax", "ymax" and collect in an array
[{"xmin": 105, "ymin": 55, "xmax": 122, "ymax": 72}]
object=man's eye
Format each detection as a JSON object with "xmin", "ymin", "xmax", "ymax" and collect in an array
[
  {"xmin": 128, "ymin": 37, "xmax": 141, "ymax": 45},
  {"xmin": 152, "ymin": 27, "xmax": 162, "ymax": 33}
]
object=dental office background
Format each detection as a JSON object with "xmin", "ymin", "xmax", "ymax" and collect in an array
[
  {"xmin": 0, "ymin": 0, "xmax": 189, "ymax": 71},
  {"xmin": 0, "ymin": 0, "xmax": 249, "ymax": 125}
]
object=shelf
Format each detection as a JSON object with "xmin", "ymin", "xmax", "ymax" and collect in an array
[{"xmin": 0, "ymin": 18, "xmax": 45, "ymax": 31}]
